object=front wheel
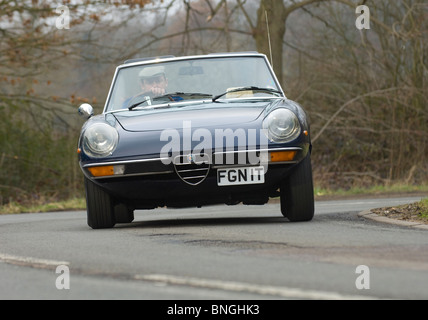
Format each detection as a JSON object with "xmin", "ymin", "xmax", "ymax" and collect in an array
[
  {"xmin": 280, "ymin": 154, "xmax": 314, "ymax": 222},
  {"xmin": 84, "ymin": 177, "xmax": 116, "ymax": 229}
]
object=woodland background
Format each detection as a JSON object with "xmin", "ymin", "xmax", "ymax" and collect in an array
[{"xmin": 1, "ymin": 0, "xmax": 427, "ymax": 206}]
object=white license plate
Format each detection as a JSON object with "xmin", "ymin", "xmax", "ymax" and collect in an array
[{"xmin": 217, "ymin": 166, "xmax": 265, "ymax": 186}]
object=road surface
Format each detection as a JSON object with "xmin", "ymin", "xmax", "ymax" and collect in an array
[{"xmin": 0, "ymin": 196, "xmax": 427, "ymax": 301}]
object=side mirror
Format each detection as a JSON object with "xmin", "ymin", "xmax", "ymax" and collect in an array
[{"xmin": 78, "ymin": 103, "xmax": 94, "ymax": 119}]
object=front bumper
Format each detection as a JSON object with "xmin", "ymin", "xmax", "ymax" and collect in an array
[{"xmin": 80, "ymin": 146, "xmax": 309, "ymax": 208}]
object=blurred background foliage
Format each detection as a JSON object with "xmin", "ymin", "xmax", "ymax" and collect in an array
[{"xmin": 0, "ymin": 0, "xmax": 427, "ymax": 207}]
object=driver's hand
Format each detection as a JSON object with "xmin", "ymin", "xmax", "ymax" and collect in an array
[{"xmin": 150, "ymin": 87, "xmax": 166, "ymax": 96}]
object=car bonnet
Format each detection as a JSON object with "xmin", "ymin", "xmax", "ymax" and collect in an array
[{"xmin": 112, "ymin": 102, "xmax": 271, "ymax": 132}]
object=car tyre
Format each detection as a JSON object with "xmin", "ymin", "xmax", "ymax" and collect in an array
[
  {"xmin": 84, "ymin": 177, "xmax": 116, "ymax": 229},
  {"xmin": 280, "ymin": 154, "xmax": 314, "ymax": 222}
]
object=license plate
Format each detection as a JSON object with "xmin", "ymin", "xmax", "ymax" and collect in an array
[{"xmin": 217, "ymin": 166, "xmax": 265, "ymax": 186}]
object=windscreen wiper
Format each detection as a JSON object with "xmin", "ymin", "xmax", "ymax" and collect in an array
[
  {"xmin": 129, "ymin": 92, "xmax": 213, "ymax": 110},
  {"xmin": 212, "ymin": 86, "xmax": 282, "ymax": 102},
  {"xmin": 128, "ymin": 96, "xmax": 151, "ymax": 110},
  {"xmin": 155, "ymin": 92, "xmax": 213, "ymax": 100}
]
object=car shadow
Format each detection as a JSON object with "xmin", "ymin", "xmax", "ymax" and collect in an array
[{"xmin": 115, "ymin": 215, "xmax": 291, "ymax": 229}]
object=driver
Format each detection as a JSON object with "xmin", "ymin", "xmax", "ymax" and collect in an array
[
  {"xmin": 138, "ymin": 65, "xmax": 168, "ymax": 97},
  {"xmin": 123, "ymin": 64, "xmax": 183, "ymax": 109}
]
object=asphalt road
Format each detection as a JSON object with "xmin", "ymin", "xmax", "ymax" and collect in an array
[{"xmin": 0, "ymin": 196, "xmax": 427, "ymax": 301}]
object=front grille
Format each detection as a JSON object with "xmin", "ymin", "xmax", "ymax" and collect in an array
[{"xmin": 173, "ymin": 154, "xmax": 210, "ymax": 185}]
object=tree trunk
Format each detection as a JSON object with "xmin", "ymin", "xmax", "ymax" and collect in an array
[{"xmin": 255, "ymin": 0, "xmax": 286, "ymax": 85}]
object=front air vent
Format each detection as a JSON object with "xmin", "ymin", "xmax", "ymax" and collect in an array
[{"xmin": 173, "ymin": 154, "xmax": 210, "ymax": 185}]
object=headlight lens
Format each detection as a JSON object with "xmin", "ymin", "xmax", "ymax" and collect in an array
[
  {"xmin": 82, "ymin": 123, "xmax": 118, "ymax": 158},
  {"xmin": 263, "ymin": 108, "xmax": 301, "ymax": 143}
]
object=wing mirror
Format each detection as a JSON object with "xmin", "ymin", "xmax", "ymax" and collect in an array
[{"xmin": 78, "ymin": 103, "xmax": 94, "ymax": 119}]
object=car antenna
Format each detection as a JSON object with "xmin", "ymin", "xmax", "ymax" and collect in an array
[{"xmin": 265, "ymin": 9, "xmax": 273, "ymax": 69}]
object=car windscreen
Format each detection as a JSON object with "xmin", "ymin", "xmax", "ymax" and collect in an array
[{"xmin": 105, "ymin": 56, "xmax": 281, "ymax": 112}]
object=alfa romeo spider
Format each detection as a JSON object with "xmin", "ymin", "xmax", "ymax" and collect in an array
[{"xmin": 77, "ymin": 52, "xmax": 314, "ymax": 229}]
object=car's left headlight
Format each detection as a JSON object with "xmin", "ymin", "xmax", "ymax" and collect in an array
[
  {"xmin": 263, "ymin": 108, "xmax": 301, "ymax": 143},
  {"xmin": 82, "ymin": 123, "xmax": 119, "ymax": 158}
]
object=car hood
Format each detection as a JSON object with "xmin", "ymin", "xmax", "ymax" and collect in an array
[{"xmin": 113, "ymin": 101, "xmax": 274, "ymax": 132}]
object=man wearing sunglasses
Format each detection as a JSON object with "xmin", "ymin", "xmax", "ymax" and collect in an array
[
  {"xmin": 138, "ymin": 65, "xmax": 168, "ymax": 97},
  {"xmin": 123, "ymin": 65, "xmax": 182, "ymax": 109}
]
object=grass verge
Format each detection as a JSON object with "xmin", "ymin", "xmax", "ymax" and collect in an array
[
  {"xmin": 314, "ymin": 183, "xmax": 428, "ymax": 200},
  {"xmin": 371, "ymin": 197, "xmax": 428, "ymax": 223},
  {"xmin": 0, "ymin": 197, "xmax": 86, "ymax": 214},
  {"xmin": 421, "ymin": 198, "xmax": 428, "ymax": 219},
  {"xmin": 1, "ymin": 183, "xmax": 427, "ymax": 215}
]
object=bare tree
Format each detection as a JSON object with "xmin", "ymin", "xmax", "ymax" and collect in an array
[
  {"xmin": 285, "ymin": 0, "xmax": 428, "ymax": 187},
  {"xmin": 0, "ymin": 0, "xmax": 156, "ymax": 204}
]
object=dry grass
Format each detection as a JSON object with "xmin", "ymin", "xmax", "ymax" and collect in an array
[{"xmin": 371, "ymin": 198, "xmax": 428, "ymax": 224}]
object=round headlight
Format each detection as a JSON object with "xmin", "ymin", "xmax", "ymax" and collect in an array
[
  {"xmin": 82, "ymin": 123, "xmax": 118, "ymax": 158},
  {"xmin": 263, "ymin": 108, "xmax": 301, "ymax": 143}
]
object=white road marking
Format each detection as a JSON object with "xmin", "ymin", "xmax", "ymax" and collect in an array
[
  {"xmin": 135, "ymin": 273, "xmax": 378, "ymax": 300},
  {"xmin": 0, "ymin": 253, "xmax": 382, "ymax": 300},
  {"xmin": 0, "ymin": 253, "xmax": 69, "ymax": 269}
]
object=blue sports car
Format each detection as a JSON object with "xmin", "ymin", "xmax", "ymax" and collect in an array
[{"xmin": 78, "ymin": 52, "xmax": 313, "ymax": 229}]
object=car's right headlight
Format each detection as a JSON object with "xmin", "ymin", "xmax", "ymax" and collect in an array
[
  {"xmin": 262, "ymin": 108, "xmax": 301, "ymax": 143},
  {"xmin": 82, "ymin": 123, "xmax": 119, "ymax": 158}
]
